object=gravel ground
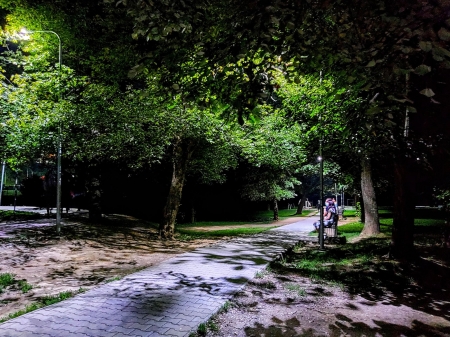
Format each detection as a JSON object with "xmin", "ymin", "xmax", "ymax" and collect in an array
[{"xmin": 205, "ymin": 271, "xmax": 450, "ymax": 337}]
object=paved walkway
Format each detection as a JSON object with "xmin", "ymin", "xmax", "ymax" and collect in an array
[{"xmin": 0, "ymin": 216, "xmax": 320, "ymax": 337}]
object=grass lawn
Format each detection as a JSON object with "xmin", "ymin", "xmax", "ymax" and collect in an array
[
  {"xmin": 178, "ymin": 221, "xmax": 253, "ymax": 228},
  {"xmin": 0, "ymin": 210, "xmax": 40, "ymax": 221},
  {"xmin": 310, "ymin": 207, "xmax": 446, "ymax": 241},
  {"xmin": 176, "ymin": 208, "xmax": 315, "ymax": 240},
  {"xmin": 254, "ymin": 208, "xmax": 316, "ymax": 220},
  {"xmin": 176, "ymin": 226, "xmax": 278, "ymax": 240},
  {"xmin": 270, "ymin": 207, "xmax": 449, "ymax": 313},
  {"xmin": 342, "ymin": 209, "xmax": 357, "ymax": 217}
]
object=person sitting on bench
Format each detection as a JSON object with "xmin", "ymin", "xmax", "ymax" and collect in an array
[{"xmin": 313, "ymin": 198, "xmax": 337, "ymax": 231}]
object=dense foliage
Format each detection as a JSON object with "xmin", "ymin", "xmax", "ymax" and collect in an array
[{"xmin": 0, "ymin": 0, "xmax": 449, "ymax": 255}]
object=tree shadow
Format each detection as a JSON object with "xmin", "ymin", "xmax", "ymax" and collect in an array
[
  {"xmin": 328, "ymin": 315, "xmax": 450, "ymax": 337},
  {"xmin": 271, "ymin": 238, "xmax": 450, "ymax": 321},
  {"xmin": 241, "ymin": 313, "xmax": 450, "ymax": 337},
  {"xmin": 0, "ymin": 214, "xmax": 201, "ymax": 254}
]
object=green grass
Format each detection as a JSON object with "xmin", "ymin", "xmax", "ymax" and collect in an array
[
  {"xmin": 178, "ymin": 221, "xmax": 252, "ymax": 228},
  {"xmin": 0, "ymin": 210, "xmax": 40, "ymax": 221},
  {"xmin": 41, "ymin": 291, "xmax": 74, "ymax": 306},
  {"xmin": 105, "ymin": 276, "xmax": 122, "ymax": 283},
  {"xmin": 277, "ymin": 240, "xmax": 388, "ymax": 285},
  {"xmin": 0, "ymin": 303, "xmax": 41, "ymax": 322},
  {"xmin": 0, "ymin": 289, "xmax": 85, "ymax": 323},
  {"xmin": 0, "ymin": 273, "xmax": 15, "ymax": 293},
  {"xmin": 338, "ymin": 221, "xmax": 393, "ymax": 240},
  {"xmin": 1, "ymin": 190, "xmax": 22, "ymax": 196},
  {"xmin": 342, "ymin": 209, "xmax": 357, "ymax": 217},
  {"xmin": 197, "ymin": 323, "xmax": 207, "ymax": 336},
  {"xmin": 284, "ymin": 283, "xmax": 306, "ymax": 296},
  {"xmin": 178, "ymin": 208, "xmax": 316, "ymax": 230},
  {"xmin": 17, "ymin": 280, "xmax": 33, "ymax": 293},
  {"xmin": 311, "ymin": 212, "xmax": 445, "ymax": 241},
  {"xmin": 0, "ymin": 273, "xmax": 33, "ymax": 294},
  {"xmin": 0, "ymin": 273, "xmax": 15, "ymax": 287},
  {"xmin": 219, "ymin": 301, "xmax": 231, "ymax": 313},
  {"xmin": 254, "ymin": 208, "xmax": 315, "ymax": 220},
  {"xmin": 176, "ymin": 226, "xmax": 276, "ymax": 240}
]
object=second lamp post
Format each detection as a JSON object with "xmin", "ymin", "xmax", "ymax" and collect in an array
[{"xmin": 21, "ymin": 28, "xmax": 63, "ymax": 231}]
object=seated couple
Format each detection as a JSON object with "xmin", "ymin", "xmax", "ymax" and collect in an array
[{"xmin": 313, "ymin": 198, "xmax": 337, "ymax": 231}]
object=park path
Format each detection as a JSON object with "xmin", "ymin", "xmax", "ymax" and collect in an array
[{"xmin": 0, "ymin": 215, "xmax": 319, "ymax": 337}]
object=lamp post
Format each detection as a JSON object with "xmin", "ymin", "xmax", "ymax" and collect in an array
[
  {"xmin": 318, "ymin": 148, "xmax": 324, "ymax": 250},
  {"xmin": 20, "ymin": 29, "xmax": 63, "ymax": 232},
  {"xmin": 318, "ymin": 70, "xmax": 325, "ymax": 251}
]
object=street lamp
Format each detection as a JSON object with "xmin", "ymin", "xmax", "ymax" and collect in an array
[
  {"xmin": 20, "ymin": 28, "xmax": 63, "ymax": 232},
  {"xmin": 318, "ymin": 143, "xmax": 324, "ymax": 250},
  {"xmin": 318, "ymin": 70, "xmax": 325, "ymax": 251}
]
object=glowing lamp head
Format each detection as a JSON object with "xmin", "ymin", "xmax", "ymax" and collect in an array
[{"xmin": 18, "ymin": 28, "xmax": 31, "ymax": 40}]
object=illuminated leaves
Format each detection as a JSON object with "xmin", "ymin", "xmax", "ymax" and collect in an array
[{"xmin": 419, "ymin": 88, "xmax": 435, "ymax": 97}]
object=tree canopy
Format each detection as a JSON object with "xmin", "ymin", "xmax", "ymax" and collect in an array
[{"xmin": 0, "ymin": 0, "xmax": 449, "ymax": 255}]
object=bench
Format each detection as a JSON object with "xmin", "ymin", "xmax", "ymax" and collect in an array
[{"xmin": 321, "ymin": 214, "xmax": 346, "ymax": 244}]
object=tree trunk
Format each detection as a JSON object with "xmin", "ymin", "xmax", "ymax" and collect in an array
[
  {"xmin": 360, "ymin": 156, "xmax": 380, "ymax": 236},
  {"xmin": 191, "ymin": 207, "xmax": 196, "ymax": 224},
  {"xmin": 273, "ymin": 199, "xmax": 279, "ymax": 221},
  {"xmin": 296, "ymin": 194, "xmax": 307, "ymax": 215},
  {"xmin": 390, "ymin": 157, "xmax": 416, "ymax": 258},
  {"xmin": 87, "ymin": 175, "xmax": 102, "ymax": 222},
  {"xmin": 360, "ymin": 195, "xmax": 365, "ymax": 223},
  {"xmin": 160, "ymin": 138, "xmax": 195, "ymax": 239}
]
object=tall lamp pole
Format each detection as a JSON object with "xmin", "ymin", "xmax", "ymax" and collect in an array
[
  {"xmin": 20, "ymin": 29, "xmax": 62, "ymax": 232},
  {"xmin": 318, "ymin": 144, "xmax": 324, "ymax": 250},
  {"xmin": 318, "ymin": 70, "xmax": 325, "ymax": 250}
]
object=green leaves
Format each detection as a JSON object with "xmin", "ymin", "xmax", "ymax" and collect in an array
[
  {"xmin": 414, "ymin": 64, "xmax": 431, "ymax": 76},
  {"xmin": 419, "ymin": 88, "xmax": 435, "ymax": 97},
  {"xmin": 438, "ymin": 27, "xmax": 450, "ymax": 41},
  {"xmin": 432, "ymin": 46, "xmax": 450, "ymax": 61},
  {"xmin": 419, "ymin": 41, "xmax": 432, "ymax": 52}
]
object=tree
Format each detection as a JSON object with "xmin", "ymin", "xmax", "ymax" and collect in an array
[
  {"xmin": 121, "ymin": 0, "xmax": 450, "ymax": 256},
  {"xmin": 160, "ymin": 104, "xmax": 239, "ymax": 238},
  {"xmin": 275, "ymin": 72, "xmax": 384, "ymax": 236},
  {"xmin": 237, "ymin": 108, "xmax": 306, "ymax": 220}
]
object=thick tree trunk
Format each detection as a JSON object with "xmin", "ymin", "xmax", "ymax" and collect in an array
[
  {"xmin": 296, "ymin": 194, "xmax": 307, "ymax": 215},
  {"xmin": 390, "ymin": 157, "xmax": 416, "ymax": 258},
  {"xmin": 273, "ymin": 199, "xmax": 279, "ymax": 221},
  {"xmin": 160, "ymin": 138, "xmax": 195, "ymax": 239},
  {"xmin": 360, "ymin": 156, "xmax": 380, "ymax": 236}
]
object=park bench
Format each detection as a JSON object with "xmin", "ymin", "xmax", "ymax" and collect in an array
[{"xmin": 322, "ymin": 213, "xmax": 346, "ymax": 244}]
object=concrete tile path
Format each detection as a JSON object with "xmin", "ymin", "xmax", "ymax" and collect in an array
[{"xmin": 0, "ymin": 215, "xmax": 319, "ymax": 337}]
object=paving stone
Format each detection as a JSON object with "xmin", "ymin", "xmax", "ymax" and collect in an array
[
  {"xmin": 164, "ymin": 328, "xmax": 191, "ymax": 337},
  {"xmin": 109, "ymin": 325, "xmax": 137, "ymax": 335},
  {"xmin": 112, "ymin": 333, "xmax": 141, "ymax": 337},
  {"xmin": 0, "ymin": 218, "xmax": 316, "ymax": 337}
]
